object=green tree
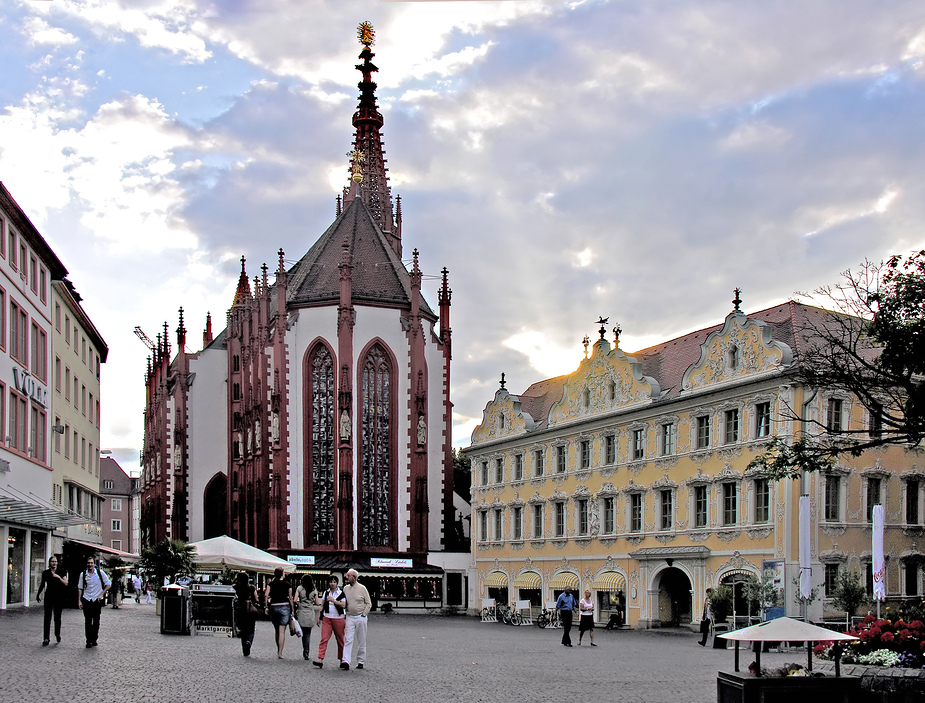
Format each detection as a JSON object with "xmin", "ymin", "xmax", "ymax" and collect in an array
[
  {"xmin": 138, "ymin": 539, "xmax": 196, "ymax": 591},
  {"xmin": 709, "ymin": 585, "xmax": 734, "ymax": 623},
  {"xmin": 743, "ymin": 569, "xmax": 784, "ymax": 614},
  {"xmin": 750, "ymin": 252, "xmax": 925, "ymax": 480},
  {"xmin": 452, "ymin": 448, "xmax": 471, "ymax": 497},
  {"xmin": 831, "ymin": 570, "xmax": 868, "ymax": 618}
]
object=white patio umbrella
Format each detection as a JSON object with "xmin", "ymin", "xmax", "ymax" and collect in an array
[
  {"xmin": 718, "ymin": 616, "xmax": 858, "ymax": 676},
  {"xmin": 190, "ymin": 535, "xmax": 296, "ymax": 574}
]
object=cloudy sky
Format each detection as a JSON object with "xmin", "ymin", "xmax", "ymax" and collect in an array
[{"xmin": 1, "ymin": 0, "xmax": 923, "ymax": 467}]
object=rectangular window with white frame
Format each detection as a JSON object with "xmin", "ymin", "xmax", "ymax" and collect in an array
[
  {"xmin": 629, "ymin": 493, "xmax": 642, "ymax": 533},
  {"xmin": 556, "ymin": 445, "xmax": 566, "ymax": 474},
  {"xmin": 604, "ymin": 435, "xmax": 615, "ymax": 465},
  {"xmin": 111, "ymin": 498, "xmax": 122, "ymax": 512},
  {"xmin": 111, "ymin": 519, "xmax": 122, "ymax": 532},
  {"xmin": 696, "ymin": 415, "xmax": 710, "ymax": 449},
  {"xmin": 754, "ymin": 478, "xmax": 770, "ymax": 523},
  {"xmin": 722, "ymin": 482, "xmax": 738, "ymax": 525},
  {"xmin": 577, "ymin": 499, "xmax": 588, "ymax": 535},
  {"xmin": 824, "ymin": 563, "xmax": 839, "ymax": 597},
  {"xmin": 479, "ymin": 511, "xmax": 488, "ymax": 542},
  {"xmin": 824, "ymin": 474, "xmax": 841, "ymax": 522},
  {"xmin": 867, "ymin": 477, "xmax": 882, "ymax": 523},
  {"xmin": 554, "ymin": 502, "xmax": 566, "ymax": 537},
  {"xmin": 906, "ymin": 480, "xmax": 921, "ymax": 526},
  {"xmin": 632, "ymin": 428, "xmax": 645, "ymax": 460},
  {"xmin": 493, "ymin": 508, "xmax": 502, "ymax": 541},
  {"xmin": 532, "ymin": 504, "xmax": 543, "ymax": 538},
  {"xmin": 659, "ymin": 489, "xmax": 673, "ymax": 530},
  {"xmin": 480, "ymin": 461, "xmax": 488, "ymax": 486},
  {"xmin": 603, "ymin": 496, "xmax": 615, "ymax": 534},
  {"xmin": 579, "ymin": 439, "xmax": 590, "ymax": 470},
  {"xmin": 512, "ymin": 506, "xmax": 522, "ymax": 541},
  {"xmin": 494, "ymin": 457, "xmax": 503, "ymax": 484},
  {"xmin": 659, "ymin": 423, "xmax": 674, "ymax": 456},
  {"xmin": 724, "ymin": 409, "xmax": 739, "ymax": 444},
  {"xmin": 514, "ymin": 454, "xmax": 523, "ymax": 481},
  {"xmin": 827, "ymin": 398, "xmax": 844, "ymax": 433},
  {"xmin": 693, "ymin": 485, "xmax": 707, "ymax": 528},
  {"xmin": 755, "ymin": 402, "xmax": 771, "ymax": 438},
  {"xmin": 534, "ymin": 449, "xmax": 544, "ymax": 477}
]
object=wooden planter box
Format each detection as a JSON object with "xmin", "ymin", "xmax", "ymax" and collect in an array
[{"xmin": 717, "ymin": 671, "xmax": 861, "ymax": 703}]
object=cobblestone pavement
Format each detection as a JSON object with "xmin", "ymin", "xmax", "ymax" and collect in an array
[{"xmin": 0, "ymin": 602, "xmax": 816, "ymax": 703}]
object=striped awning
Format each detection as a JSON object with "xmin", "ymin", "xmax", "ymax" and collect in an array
[
  {"xmin": 592, "ymin": 571, "xmax": 626, "ymax": 591},
  {"xmin": 720, "ymin": 568, "xmax": 757, "ymax": 583},
  {"xmin": 483, "ymin": 571, "xmax": 508, "ymax": 587},
  {"xmin": 549, "ymin": 572, "xmax": 580, "ymax": 590},
  {"xmin": 513, "ymin": 571, "xmax": 542, "ymax": 589}
]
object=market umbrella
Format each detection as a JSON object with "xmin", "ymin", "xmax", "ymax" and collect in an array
[
  {"xmin": 189, "ymin": 535, "xmax": 296, "ymax": 574},
  {"xmin": 718, "ymin": 616, "xmax": 858, "ymax": 676}
]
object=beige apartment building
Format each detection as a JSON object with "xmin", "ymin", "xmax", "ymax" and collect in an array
[{"xmin": 467, "ymin": 300, "xmax": 923, "ymax": 627}]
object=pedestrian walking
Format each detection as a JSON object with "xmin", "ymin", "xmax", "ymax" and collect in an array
[
  {"xmin": 36, "ymin": 555, "xmax": 68, "ymax": 646},
  {"xmin": 77, "ymin": 557, "xmax": 111, "ymax": 648},
  {"xmin": 577, "ymin": 589, "xmax": 597, "ymax": 646},
  {"xmin": 312, "ymin": 575, "xmax": 346, "ymax": 669},
  {"xmin": 233, "ymin": 571, "xmax": 259, "ymax": 657},
  {"xmin": 698, "ymin": 588, "xmax": 713, "ymax": 647},
  {"xmin": 556, "ymin": 586, "xmax": 577, "ymax": 647},
  {"xmin": 132, "ymin": 574, "xmax": 142, "ymax": 603},
  {"xmin": 265, "ymin": 566, "xmax": 294, "ymax": 659},
  {"xmin": 295, "ymin": 575, "xmax": 320, "ymax": 661},
  {"xmin": 340, "ymin": 569, "xmax": 371, "ymax": 671}
]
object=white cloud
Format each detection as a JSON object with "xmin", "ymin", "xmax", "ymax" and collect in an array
[
  {"xmin": 719, "ymin": 121, "xmax": 791, "ymax": 150},
  {"xmin": 574, "ymin": 247, "xmax": 593, "ymax": 268},
  {"xmin": 502, "ymin": 330, "xmax": 579, "ymax": 378},
  {"xmin": 21, "ymin": 16, "xmax": 79, "ymax": 46}
]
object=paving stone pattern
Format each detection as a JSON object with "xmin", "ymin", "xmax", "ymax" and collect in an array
[{"xmin": 0, "ymin": 602, "xmax": 817, "ymax": 703}]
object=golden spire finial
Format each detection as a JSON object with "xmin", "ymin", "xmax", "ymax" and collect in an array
[
  {"xmin": 349, "ymin": 148, "xmax": 365, "ymax": 184},
  {"xmin": 357, "ymin": 22, "xmax": 375, "ymax": 48}
]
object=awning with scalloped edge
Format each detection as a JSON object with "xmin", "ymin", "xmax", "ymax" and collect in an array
[{"xmin": 483, "ymin": 571, "xmax": 508, "ymax": 587}]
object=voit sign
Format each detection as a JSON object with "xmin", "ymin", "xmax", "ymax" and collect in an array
[{"xmin": 12, "ymin": 369, "xmax": 49, "ymax": 408}]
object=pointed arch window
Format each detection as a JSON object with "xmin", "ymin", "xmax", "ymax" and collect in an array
[
  {"xmin": 360, "ymin": 343, "xmax": 393, "ymax": 547},
  {"xmin": 307, "ymin": 344, "xmax": 336, "ymax": 545}
]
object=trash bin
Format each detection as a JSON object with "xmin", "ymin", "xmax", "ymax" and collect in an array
[
  {"xmin": 160, "ymin": 585, "xmax": 192, "ymax": 635},
  {"xmin": 190, "ymin": 584, "xmax": 236, "ymax": 636}
]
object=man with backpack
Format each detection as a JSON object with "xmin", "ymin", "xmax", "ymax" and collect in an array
[{"xmin": 78, "ymin": 557, "xmax": 111, "ymax": 648}]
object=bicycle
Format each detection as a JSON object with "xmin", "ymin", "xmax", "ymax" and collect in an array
[{"xmin": 536, "ymin": 606, "xmax": 552, "ymax": 629}]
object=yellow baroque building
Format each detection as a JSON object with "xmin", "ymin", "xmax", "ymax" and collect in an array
[{"xmin": 466, "ymin": 300, "xmax": 924, "ymax": 628}]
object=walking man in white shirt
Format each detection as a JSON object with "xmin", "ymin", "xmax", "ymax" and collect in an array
[
  {"xmin": 340, "ymin": 569, "xmax": 371, "ymax": 671},
  {"xmin": 78, "ymin": 557, "xmax": 111, "ymax": 648}
]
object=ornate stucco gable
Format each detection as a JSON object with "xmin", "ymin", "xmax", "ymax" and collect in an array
[
  {"xmin": 548, "ymin": 338, "xmax": 660, "ymax": 426},
  {"xmin": 471, "ymin": 384, "xmax": 536, "ymax": 444},
  {"xmin": 680, "ymin": 310, "xmax": 793, "ymax": 395}
]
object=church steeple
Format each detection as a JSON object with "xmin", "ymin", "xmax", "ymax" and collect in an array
[
  {"xmin": 233, "ymin": 256, "xmax": 252, "ymax": 306},
  {"xmin": 343, "ymin": 21, "xmax": 399, "ymax": 255}
]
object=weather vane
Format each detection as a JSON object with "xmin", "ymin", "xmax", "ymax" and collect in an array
[
  {"xmin": 357, "ymin": 21, "xmax": 375, "ymax": 48},
  {"xmin": 596, "ymin": 316, "xmax": 609, "ymax": 340}
]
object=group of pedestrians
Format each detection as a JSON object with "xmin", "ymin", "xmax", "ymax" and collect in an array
[
  {"xmin": 36, "ymin": 556, "xmax": 113, "ymax": 648},
  {"xmin": 555, "ymin": 587, "xmax": 598, "ymax": 647},
  {"xmin": 233, "ymin": 567, "xmax": 372, "ymax": 670}
]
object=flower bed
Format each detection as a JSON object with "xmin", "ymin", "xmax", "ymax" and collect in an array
[{"xmin": 814, "ymin": 614, "xmax": 925, "ymax": 669}]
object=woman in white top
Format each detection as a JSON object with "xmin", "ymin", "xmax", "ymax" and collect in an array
[{"xmin": 578, "ymin": 589, "xmax": 596, "ymax": 646}]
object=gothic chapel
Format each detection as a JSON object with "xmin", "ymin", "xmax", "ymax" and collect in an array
[{"xmin": 140, "ymin": 24, "xmax": 467, "ymax": 605}]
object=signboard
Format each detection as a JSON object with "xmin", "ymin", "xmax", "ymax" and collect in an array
[
  {"xmin": 11, "ymin": 368, "xmax": 49, "ymax": 408},
  {"xmin": 287, "ymin": 555, "xmax": 315, "ymax": 565},
  {"xmin": 195, "ymin": 625, "xmax": 233, "ymax": 637},
  {"xmin": 370, "ymin": 558, "xmax": 412, "ymax": 568}
]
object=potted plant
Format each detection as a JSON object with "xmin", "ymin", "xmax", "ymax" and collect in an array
[
  {"xmin": 831, "ymin": 570, "xmax": 868, "ymax": 626},
  {"xmin": 138, "ymin": 539, "xmax": 196, "ymax": 614},
  {"xmin": 710, "ymin": 585, "xmax": 734, "ymax": 624}
]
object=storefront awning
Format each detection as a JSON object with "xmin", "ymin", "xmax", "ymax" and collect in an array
[
  {"xmin": 483, "ymin": 571, "xmax": 508, "ymax": 587},
  {"xmin": 592, "ymin": 571, "xmax": 626, "ymax": 591},
  {"xmin": 513, "ymin": 571, "xmax": 541, "ymax": 589},
  {"xmin": 68, "ymin": 538, "xmax": 140, "ymax": 560},
  {"xmin": 549, "ymin": 572, "xmax": 579, "ymax": 590},
  {"xmin": 0, "ymin": 484, "xmax": 88, "ymax": 530}
]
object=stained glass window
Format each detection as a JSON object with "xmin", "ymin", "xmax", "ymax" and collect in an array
[
  {"xmin": 309, "ymin": 345, "xmax": 335, "ymax": 545},
  {"xmin": 361, "ymin": 344, "xmax": 392, "ymax": 547}
]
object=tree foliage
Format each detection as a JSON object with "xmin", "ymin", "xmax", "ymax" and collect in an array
[
  {"xmin": 750, "ymin": 252, "xmax": 925, "ymax": 479},
  {"xmin": 138, "ymin": 538, "xmax": 196, "ymax": 589},
  {"xmin": 831, "ymin": 570, "xmax": 868, "ymax": 617},
  {"xmin": 709, "ymin": 585, "xmax": 734, "ymax": 622}
]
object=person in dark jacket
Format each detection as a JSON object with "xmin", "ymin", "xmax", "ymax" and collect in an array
[
  {"xmin": 36, "ymin": 555, "xmax": 68, "ymax": 646},
  {"xmin": 233, "ymin": 571, "xmax": 259, "ymax": 657}
]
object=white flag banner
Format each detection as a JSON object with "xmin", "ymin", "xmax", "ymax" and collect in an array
[
  {"xmin": 872, "ymin": 504, "xmax": 885, "ymax": 601},
  {"xmin": 799, "ymin": 495, "xmax": 812, "ymax": 601}
]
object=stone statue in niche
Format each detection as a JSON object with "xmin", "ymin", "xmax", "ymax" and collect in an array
[
  {"xmin": 174, "ymin": 444, "xmax": 182, "ymax": 470},
  {"xmin": 235, "ymin": 432, "xmax": 243, "ymax": 458},
  {"xmin": 340, "ymin": 409, "xmax": 351, "ymax": 441},
  {"xmin": 417, "ymin": 414, "xmax": 426, "ymax": 446},
  {"xmin": 271, "ymin": 412, "xmax": 280, "ymax": 444},
  {"xmin": 255, "ymin": 418, "xmax": 261, "ymax": 450},
  {"xmin": 246, "ymin": 427, "xmax": 253, "ymax": 455}
]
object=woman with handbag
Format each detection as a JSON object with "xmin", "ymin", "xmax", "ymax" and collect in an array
[
  {"xmin": 295, "ymin": 575, "xmax": 321, "ymax": 661},
  {"xmin": 265, "ymin": 566, "xmax": 295, "ymax": 659},
  {"xmin": 233, "ymin": 571, "xmax": 259, "ymax": 657}
]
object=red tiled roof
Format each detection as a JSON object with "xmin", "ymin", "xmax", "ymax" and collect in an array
[{"xmin": 509, "ymin": 301, "xmax": 864, "ymax": 428}]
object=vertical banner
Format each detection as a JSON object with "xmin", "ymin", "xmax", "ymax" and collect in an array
[
  {"xmin": 799, "ymin": 495, "xmax": 811, "ymax": 600},
  {"xmin": 872, "ymin": 504, "xmax": 885, "ymax": 601}
]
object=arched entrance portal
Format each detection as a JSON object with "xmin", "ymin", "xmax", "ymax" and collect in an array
[{"xmin": 655, "ymin": 567, "xmax": 693, "ymax": 627}]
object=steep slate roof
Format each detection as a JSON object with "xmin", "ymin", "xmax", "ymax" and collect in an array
[
  {"xmin": 285, "ymin": 196, "xmax": 435, "ymax": 319},
  {"xmin": 510, "ymin": 301, "xmax": 851, "ymax": 430}
]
